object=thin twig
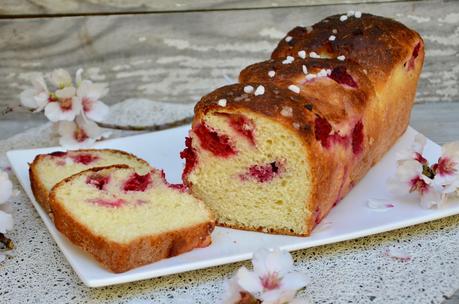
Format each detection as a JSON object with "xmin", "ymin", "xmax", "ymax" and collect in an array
[{"xmin": 96, "ymin": 116, "xmax": 193, "ymax": 131}]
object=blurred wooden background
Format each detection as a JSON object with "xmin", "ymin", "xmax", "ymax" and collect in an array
[
  {"xmin": 0, "ymin": 0, "xmax": 458, "ymax": 302},
  {"xmin": 1, "ymin": 0, "xmax": 458, "ymax": 141}
]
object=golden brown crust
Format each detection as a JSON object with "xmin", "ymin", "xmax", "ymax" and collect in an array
[
  {"xmin": 29, "ymin": 148, "xmax": 151, "ymax": 214},
  {"xmin": 271, "ymin": 13, "xmax": 422, "ymax": 85},
  {"xmin": 29, "ymin": 162, "xmax": 51, "ymax": 214},
  {"xmin": 49, "ymin": 165, "xmax": 215, "ymax": 273},
  {"xmin": 217, "ymin": 220, "xmax": 310, "ymax": 237},
  {"xmin": 239, "ymin": 58, "xmax": 375, "ymax": 126}
]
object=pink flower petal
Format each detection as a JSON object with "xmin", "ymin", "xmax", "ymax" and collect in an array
[{"xmin": 236, "ymin": 266, "xmax": 263, "ymax": 294}]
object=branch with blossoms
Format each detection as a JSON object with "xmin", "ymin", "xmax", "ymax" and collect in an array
[
  {"xmin": 388, "ymin": 134, "xmax": 459, "ymax": 208},
  {"xmin": 19, "ymin": 69, "xmax": 111, "ymax": 148},
  {"xmin": 223, "ymin": 248, "xmax": 310, "ymax": 304},
  {"xmin": 0, "ymin": 169, "xmax": 14, "ymax": 263}
]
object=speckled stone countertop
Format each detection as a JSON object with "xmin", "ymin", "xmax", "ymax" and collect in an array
[{"xmin": 0, "ymin": 100, "xmax": 458, "ymax": 304}]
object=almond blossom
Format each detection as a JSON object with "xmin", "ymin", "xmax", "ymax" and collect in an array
[
  {"xmin": 19, "ymin": 73, "xmax": 49, "ymax": 112},
  {"xmin": 224, "ymin": 248, "xmax": 309, "ymax": 304},
  {"xmin": 388, "ymin": 134, "xmax": 459, "ymax": 208},
  {"xmin": 58, "ymin": 115, "xmax": 110, "ymax": 148},
  {"xmin": 19, "ymin": 68, "xmax": 111, "ymax": 148},
  {"xmin": 0, "ymin": 169, "xmax": 14, "ymax": 264}
]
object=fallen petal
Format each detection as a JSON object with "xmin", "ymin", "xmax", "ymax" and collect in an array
[
  {"xmin": 366, "ymin": 199, "xmax": 396, "ymax": 211},
  {"xmin": 384, "ymin": 247, "xmax": 412, "ymax": 262}
]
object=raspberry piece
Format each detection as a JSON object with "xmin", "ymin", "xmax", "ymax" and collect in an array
[
  {"xmin": 71, "ymin": 153, "xmax": 99, "ymax": 165},
  {"xmin": 193, "ymin": 123, "xmax": 236, "ymax": 157},
  {"xmin": 180, "ymin": 137, "xmax": 198, "ymax": 180},
  {"xmin": 123, "ymin": 173, "xmax": 152, "ymax": 192}
]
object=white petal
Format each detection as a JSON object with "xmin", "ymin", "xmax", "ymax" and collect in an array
[
  {"xmin": 279, "ymin": 272, "xmax": 309, "ymax": 291},
  {"xmin": 236, "ymin": 267, "xmax": 263, "ymax": 294},
  {"xmin": 261, "ymin": 289, "xmax": 296, "ymax": 304},
  {"xmin": 44, "ymin": 103, "xmax": 75, "ymax": 122},
  {"xmin": 50, "ymin": 68, "xmax": 72, "ymax": 88},
  {"xmin": 441, "ymin": 141, "xmax": 459, "ymax": 160},
  {"xmin": 222, "ymin": 277, "xmax": 243, "ymax": 304},
  {"xmin": 0, "ymin": 171, "xmax": 13, "ymax": 204},
  {"xmin": 85, "ymin": 100, "xmax": 109, "ymax": 122},
  {"xmin": 34, "ymin": 92, "xmax": 50, "ymax": 111},
  {"xmin": 253, "ymin": 248, "xmax": 294, "ymax": 276},
  {"xmin": 76, "ymin": 115, "xmax": 102, "ymax": 139},
  {"xmin": 420, "ymin": 188, "xmax": 443, "ymax": 209},
  {"xmin": 55, "ymin": 86, "xmax": 76, "ymax": 99},
  {"xmin": 71, "ymin": 96, "xmax": 83, "ymax": 113},
  {"xmin": 88, "ymin": 83, "xmax": 108, "ymax": 100},
  {"xmin": 19, "ymin": 88, "xmax": 39, "ymax": 109},
  {"xmin": 0, "ymin": 210, "xmax": 14, "ymax": 233},
  {"xmin": 396, "ymin": 159, "xmax": 423, "ymax": 182},
  {"xmin": 412, "ymin": 133, "xmax": 427, "ymax": 154}
]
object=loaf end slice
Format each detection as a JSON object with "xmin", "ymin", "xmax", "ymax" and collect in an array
[{"xmin": 29, "ymin": 149, "xmax": 151, "ymax": 214}]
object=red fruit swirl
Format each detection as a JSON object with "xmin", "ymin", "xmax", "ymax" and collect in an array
[
  {"xmin": 240, "ymin": 161, "xmax": 283, "ymax": 183},
  {"xmin": 351, "ymin": 120, "xmax": 364, "ymax": 155},
  {"xmin": 90, "ymin": 198, "xmax": 127, "ymax": 208},
  {"xmin": 228, "ymin": 114, "xmax": 256, "ymax": 145},
  {"xmin": 193, "ymin": 123, "xmax": 236, "ymax": 157},
  {"xmin": 71, "ymin": 153, "xmax": 99, "ymax": 165},
  {"xmin": 180, "ymin": 137, "xmax": 198, "ymax": 181}
]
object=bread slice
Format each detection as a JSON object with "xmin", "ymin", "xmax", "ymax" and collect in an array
[
  {"xmin": 49, "ymin": 165, "xmax": 215, "ymax": 273},
  {"xmin": 29, "ymin": 149, "xmax": 151, "ymax": 213}
]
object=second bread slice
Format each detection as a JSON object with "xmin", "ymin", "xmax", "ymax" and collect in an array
[{"xmin": 49, "ymin": 165, "xmax": 215, "ymax": 273}]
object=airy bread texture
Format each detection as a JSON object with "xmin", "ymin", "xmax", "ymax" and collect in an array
[
  {"xmin": 182, "ymin": 13, "xmax": 424, "ymax": 236},
  {"xmin": 29, "ymin": 149, "xmax": 151, "ymax": 213},
  {"xmin": 49, "ymin": 165, "xmax": 215, "ymax": 273}
]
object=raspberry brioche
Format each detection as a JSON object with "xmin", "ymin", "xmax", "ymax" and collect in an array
[
  {"xmin": 30, "ymin": 149, "xmax": 151, "ymax": 213},
  {"xmin": 181, "ymin": 13, "xmax": 424, "ymax": 236},
  {"xmin": 49, "ymin": 165, "xmax": 215, "ymax": 273}
]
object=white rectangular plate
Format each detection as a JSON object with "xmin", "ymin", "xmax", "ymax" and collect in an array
[{"xmin": 7, "ymin": 126, "xmax": 459, "ymax": 287}]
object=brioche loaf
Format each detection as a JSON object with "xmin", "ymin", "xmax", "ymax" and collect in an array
[
  {"xmin": 181, "ymin": 13, "xmax": 424, "ymax": 235},
  {"xmin": 49, "ymin": 165, "xmax": 215, "ymax": 272},
  {"xmin": 30, "ymin": 149, "xmax": 151, "ymax": 213}
]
